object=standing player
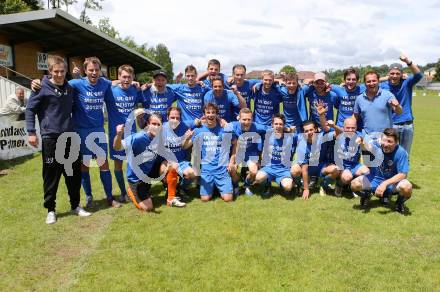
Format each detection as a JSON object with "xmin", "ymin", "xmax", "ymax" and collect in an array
[
  {"xmin": 306, "ymin": 72, "xmax": 338, "ymax": 127},
  {"xmin": 203, "ymin": 76, "xmax": 247, "ymax": 122},
  {"xmin": 380, "ymin": 54, "xmax": 423, "ymax": 155},
  {"xmin": 331, "ymin": 68, "xmax": 366, "ymax": 128},
  {"xmin": 69, "ymin": 57, "xmax": 121, "ymax": 208},
  {"xmin": 255, "ymin": 114, "xmax": 298, "ymax": 197},
  {"xmin": 160, "ymin": 107, "xmax": 196, "ymax": 207},
  {"xmin": 227, "ymin": 64, "xmax": 260, "ymax": 115},
  {"xmin": 226, "ymin": 108, "xmax": 267, "ymax": 196},
  {"xmin": 107, "ymin": 65, "xmax": 144, "ymax": 202},
  {"xmin": 354, "ymin": 71, "xmax": 402, "ymax": 136},
  {"xmin": 26, "ymin": 55, "xmax": 91, "ymax": 224},
  {"xmin": 278, "ymin": 72, "xmax": 309, "ymax": 131},
  {"xmin": 351, "ymin": 128, "xmax": 412, "ymax": 213},
  {"xmin": 142, "ymin": 71, "xmax": 177, "ymax": 122},
  {"xmin": 251, "ymin": 70, "xmax": 283, "ymax": 127},
  {"xmin": 169, "ymin": 65, "xmax": 208, "ymax": 128},
  {"xmin": 197, "ymin": 59, "xmax": 230, "ymax": 89},
  {"xmin": 190, "ymin": 103, "xmax": 234, "ymax": 202}
]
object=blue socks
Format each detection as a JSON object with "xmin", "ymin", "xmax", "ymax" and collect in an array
[
  {"xmin": 99, "ymin": 170, "xmax": 113, "ymax": 200},
  {"xmin": 81, "ymin": 171, "xmax": 92, "ymax": 199},
  {"xmin": 114, "ymin": 170, "xmax": 127, "ymax": 196}
]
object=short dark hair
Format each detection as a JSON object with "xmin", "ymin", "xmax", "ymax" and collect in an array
[
  {"xmin": 272, "ymin": 113, "xmax": 285, "ymax": 124},
  {"xmin": 185, "ymin": 64, "xmax": 197, "ymax": 74},
  {"xmin": 167, "ymin": 106, "xmax": 181, "ymax": 117},
  {"xmin": 284, "ymin": 72, "xmax": 298, "ymax": 81},
  {"xmin": 383, "ymin": 128, "xmax": 399, "ymax": 143},
  {"xmin": 232, "ymin": 64, "xmax": 246, "ymax": 73},
  {"xmin": 207, "ymin": 59, "xmax": 221, "ymax": 68},
  {"xmin": 211, "ymin": 75, "xmax": 224, "ymax": 85},
  {"xmin": 203, "ymin": 102, "xmax": 219, "ymax": 114},
  {"xmin": 363, "ymin": 71, "xmax": 380, "ymax": 83},
  {"xmin": 302, "ymin": 120, "xmax": 318, "ymax": 129},
  {"xmin": 343, "ymin": 67, "xmax": 359, "ymax": 81}
]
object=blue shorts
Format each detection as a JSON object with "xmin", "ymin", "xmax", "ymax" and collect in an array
[
  {"xmin": 307, "ymin": 162, "xmax": 327, "ymax": 177},
  {"xmin": 76, "ymin": 127, "xmax": 108, "ymax": 160},
  {"xmin": 343, "ymin": 163, "xmax": 363, "ymax": 176},
  {"xmin": 108, "ymin": 130, "xmax": 126, "ymax": 161},
  {"xmin": 177, "ymin": 160, "xmax": 191, "ymax": 177},
  {"xmin": 260, "ymin": 166, "xmax": 291, "ymax": 185},
  {"xmin": 200, "ymin": 171, "xmax": 233, "ymax": 196},
  {"xmin": 362, "ymin": 173, "xmax": 396, "ymax": 195}
]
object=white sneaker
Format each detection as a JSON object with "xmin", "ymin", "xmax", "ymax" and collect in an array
[
  {"xmin": 168, "ymin": 197, "xmax": 186, "ymax": 207},
  {"xmin": 319, "ymin": 186, "xmax": 327, "ymax": 196},
  {"xmin": 72, "ymin": 206, "xmax": 92, "ymax": 217},
  {"xmin": 245, "ymin": 187, "xmax": 254, "ymax": 196},
  {"xmin": 46, "ymin": 211, "xmax": 56, "ymax": 224}
]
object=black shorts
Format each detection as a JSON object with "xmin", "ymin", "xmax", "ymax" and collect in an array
[{"xmin": 128, "ymin": 158, "xmax": 163, "ymax": 202}]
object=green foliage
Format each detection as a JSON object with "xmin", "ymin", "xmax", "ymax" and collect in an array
[
  {"xmin": 433, "ymin": 59, "xmax": 440, "ymax": 82},
  {"xmin": 95, "ymin": 19, "xmax": 174, "ymax": 81},
  {"xmin": 1, "ymin": 0, "xmax": 31, "ymax": 14},
  {"xmin": 61, "ymin": 0, "xmax": 78, "ymax": 12},
  {"xmin": 97, "ymin": 17, "xmax": 119, "ymax": 39},
  {"xmin": 279, "ymin": 65, "xmax": 296, "ymax": 74},
  {"xmin": 80, "ymin": 0, "xmax": 103, "ymax": 24}
]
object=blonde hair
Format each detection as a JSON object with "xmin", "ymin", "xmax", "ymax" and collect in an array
[
  {"xmin": 83, "ymin": 56, "xmax": 102, "ymax": 70},
  {"xmin": 48, "ymin": 55, "xmax": 67, "ymax": 72}
]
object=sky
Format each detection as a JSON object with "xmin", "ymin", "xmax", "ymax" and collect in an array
[{"xmin": 67, "ymin": 0, "xmax": 440, "ymax": 75}]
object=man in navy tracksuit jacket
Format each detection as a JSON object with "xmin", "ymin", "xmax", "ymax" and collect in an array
[{"xmin": 26, "ymin": 56, "xmax": 91, "ymax": 224}]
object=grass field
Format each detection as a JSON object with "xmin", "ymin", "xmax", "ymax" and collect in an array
[{"xmin": 1, "ymin": 91, "xmax": 440, "ymax": 291}]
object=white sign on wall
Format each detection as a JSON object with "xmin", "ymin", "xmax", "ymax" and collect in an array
[
  {"xmin": 37, "ymin": 52, "xmax": 49, "ymax": 70},
  {"xmin": 0, "ymin": 45, "xmax": 13, "ymax": 66},
  {"xmin": 0, "ymin": 118, "xmax": 40, "ymax": 160}
]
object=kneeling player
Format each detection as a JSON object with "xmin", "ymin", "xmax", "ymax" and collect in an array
[
  {"xmin": 113, "ymin": 113, "xmax": 164, "ymax": 211},
  {"xmin": 317, "ymin": 103, "xmax": 369, "ymax": 196},
  {"xmin": 226, "ymin": 108, "xmax": 267, "ymax": 196},
  {"xmin": 294, "ymin": 120, "xmax": 335, "ymax": 199},
  {"xmin": 190, "ymin": 103, "xmax": 234, "ymax": 202},
  {"xmin": 255, "ymin": 114, "xmax": 298, "ymax": 197},
  {"xmin": 160, "ymin": 107, "xmax": 196, "ymax": 207},
  {"xmin": 351, "ymin": 128, "xmax": 412, "ymax": 213}
]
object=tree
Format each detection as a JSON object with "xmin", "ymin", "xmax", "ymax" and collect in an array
[
  {"xmin": 279, "ymin": 65, "xmax": 296, "ymax": 74},
  {"xmin": 61, "ymin": 0, "xmax": 77, "ymax": 12},
  {"xmin": 433, "ymin": 59, "xmax": 440, "ymax": 82},
  {"xmin": 153, "ymin": 43, "xmax": 174, "ymax": 81},
  {"xmin": 97, "ymin": 17, "xmax": 119, "ymax": 39},
  {"xmin": 80, "ymin": 0, "xmax": 103, "ymax": 24},
  {"xmin": 0, "ymin": 0, "xmax": 42, "ymax": 14}
]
